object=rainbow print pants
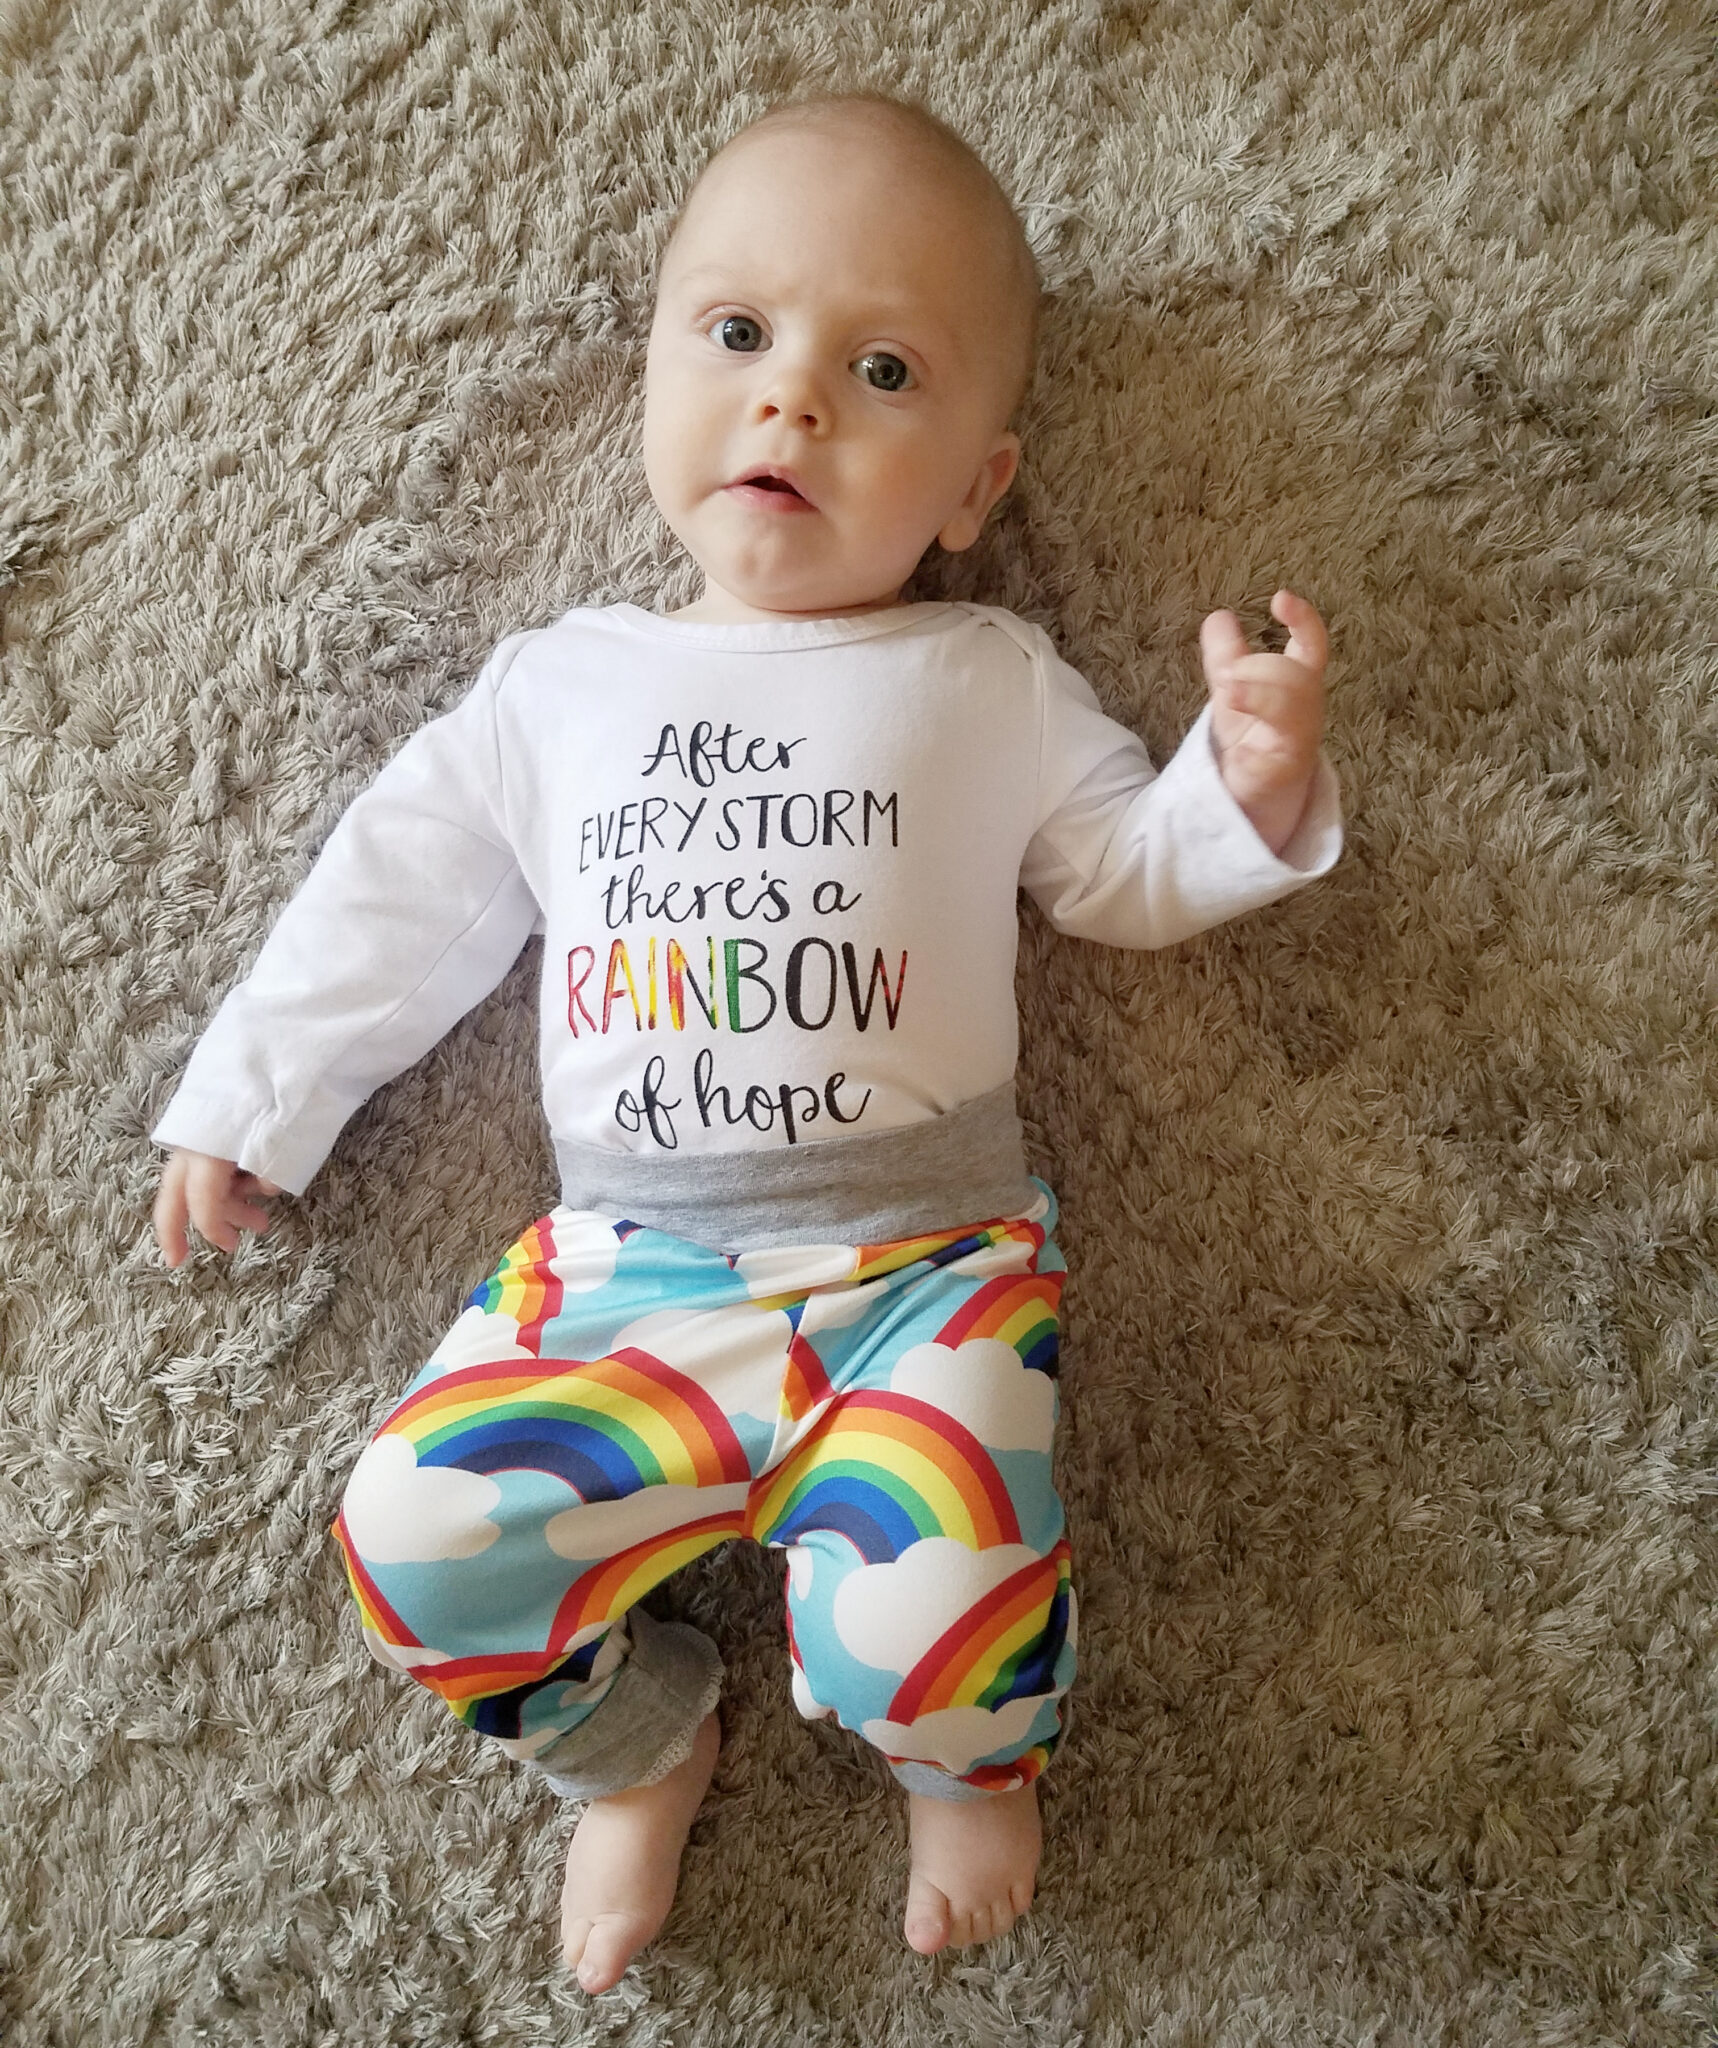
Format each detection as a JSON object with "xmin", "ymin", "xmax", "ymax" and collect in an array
[{"xmin": 331, "ymin": 1180, "xmax": 1074, "ymax": 1802}]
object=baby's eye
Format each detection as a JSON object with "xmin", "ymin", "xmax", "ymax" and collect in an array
[
  {"xmin": 854, "ymin": 352, "xmax": 913, "ymax": 392},
  {"xmin": 714, "ymin": 315, "xmax": 766, "ymax": 353}
]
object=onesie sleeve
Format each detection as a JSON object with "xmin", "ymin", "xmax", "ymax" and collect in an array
[
  {"xmin": 149, "ymin": 633, "xmax": 543, "ymax": 1196},
  {"xmin": 1019, "ymin": 627, "xmax": 1343, "ymax": 949}
]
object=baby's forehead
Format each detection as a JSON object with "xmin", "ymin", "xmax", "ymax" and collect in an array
[
  {"xmin": 680, "ymin": 114, "xmax": 999, "ymax": 247},
  {"xmin": 671, "ymin": 130, "xmax": 1004, "ymax": 301}
]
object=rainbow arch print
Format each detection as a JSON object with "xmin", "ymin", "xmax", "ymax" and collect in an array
[
  {"xmin": 780, "ymin": 1325, "xmax": 835, "ymax": 1425},
  {"xmin": 332, "ymin": 1506, "xmax": 420, "ymax": 1655},
  {"xmin": 736, "ymin": 1209, "xmax": 1049, "ymax": 1320},
  {"xmin": 548, "ymin": 1507, "xmax": 748, "ymax": 1651},
  {"xmin": 963, "ymin": 1739, "xmax": 1055, "ymax": 1793},
  {"xmin": 747, "ymin": 1390, "xmax": 1020, "ymax": 1563},
  {"xmin": 885, "ymin": 1536, "xmax": 1073, "ymax": 1726},
  {"xmin": 847, "ymin": 1209, "xmax": 1048, "ymax": 1289},
  {"xmin": 460, "ymin": 1633, "xmax": 608, "ymax": 1739},
  {"xmin": 380, "ymin": 1346, "xmax": 752, "ymax": 1502},
  {"xmin": 331, "ymin": 1512, "xmax": 578, "ymax": 1721},
  {"xmin": 846, "ymin": 1225, "xmax": 990, "ymax": 1287},
  {"xmin": 934, "ymin": 1272, "xmax": 1063, "ymax": 1377},
  {"xmin": 460, "ymin": 1213, "xmax": 569, "ymax": 1355}
]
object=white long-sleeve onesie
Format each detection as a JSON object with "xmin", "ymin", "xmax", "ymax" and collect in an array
[{"xmin": 150, "ymin": 600, "xmax": 1342, "ymax": 1234}]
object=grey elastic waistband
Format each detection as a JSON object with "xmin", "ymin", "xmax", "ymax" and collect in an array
[{"xmin": 554, "ymin": 1081, "xmax": 1036, "ymax": 1251}]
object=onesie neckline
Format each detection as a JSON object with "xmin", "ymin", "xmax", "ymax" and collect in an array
[{"xmin": 606, "ymin": 600, "xmax": 956, "ymax": 652}]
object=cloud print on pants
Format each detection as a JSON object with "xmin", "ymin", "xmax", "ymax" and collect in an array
[
  {"xmin": 831, "ymin": 1535, "xmax": 1045, "ymax": 1675},
  {"xmin": 792, "ymin": 1660, "xmax": 835, "ymax": 1721},
  {"xmin": 544, "ymin": 1479, "xmax": 752, "ymax": 1560},
  {"xmin": 888, "ymin": 1339, "xmax": 1055, "ymax": 1453},
  {"xmin": 733, "ymin": 1240, "xmax": 860, "ymax": 1299},
  {"xmin": 420, "ymin": 1304, "xmax": 537, "ymax": 1381},
  {"xmin": 863, "ymin": 1694, "xmax": 1048, "ymax": 1776},
  {"xmin": 342, "ymin": 1433, "xmax": 502, "ymax": 1563},
  {"xmin": 543, "ymin": 1209, "xmax": 623, "ymax": 1291},
  {"xmin": 606, "ymin": 1304, "xmax": 793, "ymax": 1434},
  {"xmin": 361, "ymin": 1623, "xmax": 451, "ymax": 1673}
]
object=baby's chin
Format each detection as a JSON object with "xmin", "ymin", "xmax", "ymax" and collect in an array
[{"xmin": 658, "ymin": 504, "xmax": 926, "ymax": 619}]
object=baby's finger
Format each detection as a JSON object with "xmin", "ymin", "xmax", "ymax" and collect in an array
[
  {"xmin": 1270, "ymin": 590, "xmax": 1329, "ymax": 676},
  {"xmin": 1200, "ymin": 608, "xmax": 1251, "ymax": 681},
  {"xmin": 1227, "ymin": 649, "xmax": 1322, "ymax": 687},
  {"xmin": 153, "ymin": 1170, "xmax": 191, "ymax": 1269},
  {"xmin": 188, "ymin": 1205, "xmax": 268, "ymax": 1255},
  {"xmin": 223, "ymin": 1193, "xmax": 274, "ymax": 1237},
  {"xmin": 1216, "ymin": 661, "xmax": 1325, "ymax": 732},
  {"xmin": 186, "ymin": 1207, "xmax": 237, "ymax": 1256},
  {"xmin": 182, "ymin": 1184, "xmax": 271, "ymax": 1256}
]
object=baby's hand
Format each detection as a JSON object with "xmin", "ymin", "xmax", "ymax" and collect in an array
[
  {"xmin": 153, "ymin": 1148, "xmax": 282, "ymax": 1268},
  {"xmin": 1200, "ymin": 589, "xmax": 1328, "ymax": 856}
]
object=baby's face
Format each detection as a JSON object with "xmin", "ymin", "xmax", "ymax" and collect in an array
[{"xmin": 643, "ymin": 124, "xmax": 1023, "ymax": 620}]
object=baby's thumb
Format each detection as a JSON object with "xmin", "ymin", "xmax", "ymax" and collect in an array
[{"xmin": 1200, "ymin": 608, "xmax": 1249, "ymax": 685}]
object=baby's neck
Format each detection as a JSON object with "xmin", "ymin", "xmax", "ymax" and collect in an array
[{"xmin": 669, "ymin": 583, "xmax": 909, "ymax": 625}]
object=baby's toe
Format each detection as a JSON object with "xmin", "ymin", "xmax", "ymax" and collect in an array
[
  {"xmin": 561, "ymin": 1915, "xmax": 593, "ymax": 1974},
  {"xmin": 903, "ymin": 1874, "xmax": 952, "ymax": 1956},
  {"xmin": 570, "ymin": 1913, "xmax": 649, "ymax": 1994}
]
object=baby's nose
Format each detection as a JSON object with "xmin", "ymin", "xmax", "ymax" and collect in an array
[
  {"xmin": 761, "ymin": 396, "xmax": 821, "ymax": 428},
  {"xmin": 756, "ymin": 360, "xmax": 829, "ymax": 431}
]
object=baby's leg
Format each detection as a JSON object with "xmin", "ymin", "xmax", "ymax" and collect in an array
[
  {"xmin": 331, "ymin": 1206, "xmax": 782, "ymax": 1987},
  {"xmin": 557, "ymin": 1702, "xmax": 722, "ymax": 1994},
  {"xmin": 753, "ymin": 1189, "xmax": 1075, "ymax": 1952},
  {"xmin": 782, "ymin": 1524, "xmax": 1071, "ymax": 1953},
  {"xmin": 336, "ymin": 1431, "xmax": 729, "ymax": 1990}
]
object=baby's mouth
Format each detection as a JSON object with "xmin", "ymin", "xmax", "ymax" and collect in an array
[{"xmin": 726, "ymin": 469, "xmax": 816, "ymax": 510}]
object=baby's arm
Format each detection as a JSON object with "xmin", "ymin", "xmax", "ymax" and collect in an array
[
  {"xmin": 1199, "ymin": 590, "xmax": 1328, "ymax": 855},
  {"xmin": 148, "ymin": 632, "xmax": 542, "ymax": 1258},
  {"xmin": 1019, "ymin": 601, "xmax": 1342, "ymax": 949}
]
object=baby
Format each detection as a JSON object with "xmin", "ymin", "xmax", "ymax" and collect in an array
[{"xmin": 151, "ymin": 93, "xmax": 1340, "ymax": 1991}]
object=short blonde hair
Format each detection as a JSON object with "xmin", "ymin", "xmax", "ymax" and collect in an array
[{"xmin": 663, "ymin": 90, "xmax": 1041, "ymax": 423}]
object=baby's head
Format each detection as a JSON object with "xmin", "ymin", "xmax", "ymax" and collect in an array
[{"xmin": 642, "ymin": 93, "xmax": 1040, "ymax": 620}]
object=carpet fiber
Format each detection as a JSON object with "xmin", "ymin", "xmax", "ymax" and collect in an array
[{"xmin": 4, "ymin": 2, "xmax": 1716, "ymax": 2041}]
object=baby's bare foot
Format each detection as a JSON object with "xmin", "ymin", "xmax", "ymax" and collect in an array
[
  {"xmin": 903, "ymin": 1780, "xmax": 1041, "ymax": 1955},
  {"xmin": 560, "ymin": 1711, "xmax": 720, "ymax": 1993}
]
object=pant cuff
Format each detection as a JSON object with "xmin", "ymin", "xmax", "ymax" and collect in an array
[
  {"xmin": 529, "ymin": 1607, "xmax": 724, "ymax": 1800},
  {"xmin": 889, "ymin": 1760, "xmax": 1004, "ymax": 1802}
]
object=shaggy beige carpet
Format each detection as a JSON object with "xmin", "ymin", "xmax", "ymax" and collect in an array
[{"xmin": 4, "ymin": 1, "xmax": 1716, "ymax": 2041}]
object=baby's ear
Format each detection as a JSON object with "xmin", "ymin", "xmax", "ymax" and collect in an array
[{"xmin": 938, "ymin": 435, "xmax": 1020, "ymax": 553}]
